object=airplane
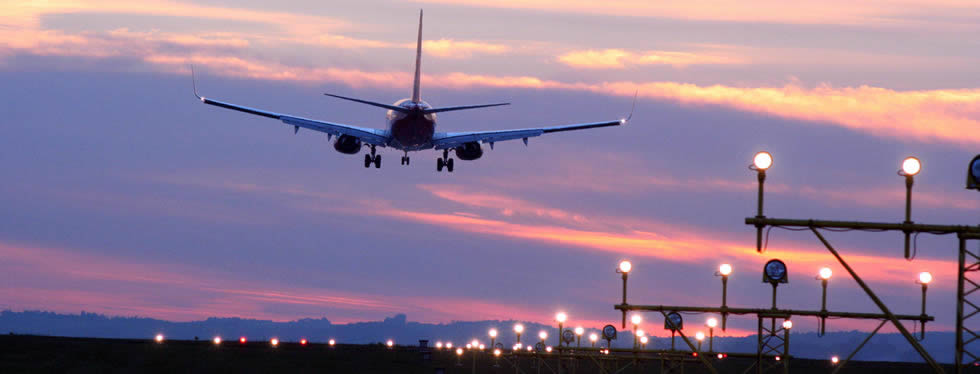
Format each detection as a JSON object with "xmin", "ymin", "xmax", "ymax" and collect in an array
[{"xmin": 193, "ymin": 10, "xmax": 630, "ymax": 172}]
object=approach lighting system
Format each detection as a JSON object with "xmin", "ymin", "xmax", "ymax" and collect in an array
[
  {"xmin": 494, "ymin": 348, "xmax": 501, "ymax": 357},
  {"xmin": 590, "ymin": 333, "xmax": 598, "ymax": 343},
  {"xmin": 489, "ymin": 328, "xmax": 497, "ymax": 338},
  {"xmin": 546, "ymin": 346, "xmax": 553, "ymax": 353},
  {"xmin": 819, "ymin": 267, "xmax": 833, "ymax": 280},
  {"xmin": 239, "ymin": 337, "xmax": 247, "ymax": 344},
  {"xmin": 574, "ymin": 327, "xmax": 584, "ymax": 336},
  {"xmin": 456, "ymin": 348, "xmax": 464, "ymax": 356},
  {"xmin": 300, "ymin": 339, "xmax": 308, "ymax": 345},
  {"xmin": 901, "ymin": 157, "xmax": 921, "ymax": 176},
  {"xmin": 329, "ymin": 339, "xmax": 336, "ymax": 346},
  {"xmin": 446, "ymin": 342, "xmax": 453, "ymax": 349},
  {"xmin": 695, "ymin": 331, "xmax": 705, "ymax": 341},
  {"xmin": 763, "ymin": 259, "xmax": 788, "ymax": 284},
  {"xmin": 831, "ymin": 356, "xmax": 840, "ymax": 364},
  {"xmin": 514, "ymin": 324, "xmax": 524, "ymax": 333},
  {"xmin": 706, "ymin": 318, "xmax": 718, "ymax": 328},
  {"xmin": 386, "ymin": 339, "xmax": 394, "ymax": 348},
  {"xmin": 719, "ymin": 264, "xmax": 733, "ymax": 276},
  {"xmin": 479, "ymin": 344, "xmax": 485, "ymax": 350},
  {"xmin": 665, "ymin": 312, "xmax": 683, "ymax": 331},
  {"xmin": 436, "ymin": 341, "xmax": 443, "ymax": 349},
  {"xmin": 556, "ymin": 312, "xmax": 567, "ymax": 323},
  {"xmin": 539, "ymin": 331, "xmax": 548, "ymax": 341},
  {"xmin": 919, "ymin": 271, "xmax": 933, "ymax": 284},
  {"xmin": 154, "ymin": 334, "xmax": 164, "ymax": 343},
  {"xmin": 631, "ymin": 314, "xmax": 642, "ymax": 326},
  {"xmin": 618, "ymin": 260, "xmax": 632, "ymax": 273},
  {"xmin": 753, "ymin": 151, "xmax": 773, "ymax": 170},
  {"xmin": 270, "ymin": 338, "xmax": 279, "ymax": 347},
  {"xmin": 639, "ymin": 336, "xmax": 648, "ymax": 345},
  {"xmin": 636, "ymin": 329, "xmax": 645, "ymax": 338},
  {"xmin": 967, "ymin": 155, "xmax": 980, "ymax": 190},
  {"xmin": 783, "ymin": 320, "xmax": 793, "ymax": 330},
  {"xmin": 471, "ymin": 339, "xmax": 479, "ymax": 347},
  {"xmin": 213, "ymin": 336, "xmax": 221, "ymax": 345}
]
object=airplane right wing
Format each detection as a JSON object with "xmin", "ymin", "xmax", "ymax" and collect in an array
[{"xmin": 431, "ymin": 119, "xmax": 626, "ymax": 150}]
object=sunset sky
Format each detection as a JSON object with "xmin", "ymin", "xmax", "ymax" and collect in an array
[{"xmin": 1, "ymin": 0, "xmax": 979, "ymax": 338}]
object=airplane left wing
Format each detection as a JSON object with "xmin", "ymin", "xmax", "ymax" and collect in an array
[
  {"xmin": 431, "ymin": 119, "xmax": 625, "ymax": 150},
  {"xmin": 197, "ymin": 96, "xmax": 390, "ymax": 146}
]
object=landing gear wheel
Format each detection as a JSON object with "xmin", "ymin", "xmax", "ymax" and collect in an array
[
  {"xmin": 437, "ymin": 158, "xmax": 444, "ymax": 172},
  {"xmin": 446, "ymin": 158, "xmax": 454, "ymax": 173},
  {"xmin": 405, "ymin": 157, "xmax": 410, "ymax": 166},
  {"xmin": 401, "ymin": 156, "xmax": 411, "ymax": 166},
  {"xmin": 364, "ymin": 154, "xmax": 372, "ymax": 168},
  {"xmin": 374, "ymin": 154, "xmax": 381, "ymax": 168}
]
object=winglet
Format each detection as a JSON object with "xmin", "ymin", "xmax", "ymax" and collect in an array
[
  {"xmin": 411, "ymin": 9, "xmax": 423, "ymax": 103},
  {"xmin": 621, "ymin": 90, "xmax": 637, "ymax": 124},
  {"xmin": 191, "ymin": 65, "xmax": 204, "ymax": 102}
]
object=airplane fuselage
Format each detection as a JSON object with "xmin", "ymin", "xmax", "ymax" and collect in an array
[{"xmin": 386, "ymin": 99, "xmax": 437, "ymax": 151}]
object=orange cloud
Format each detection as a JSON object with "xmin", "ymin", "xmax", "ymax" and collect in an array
[
  {"xmin": 558, "ymin": 49, "xmax": 744, "ymax": 69},
  {"xmin": 420, "ymin": 39, "xmax": 510, "ymax": 58}
]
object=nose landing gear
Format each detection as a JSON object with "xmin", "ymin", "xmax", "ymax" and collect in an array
[
  {"xmin": 436, "ymin": 149, "xmax": 454, "ymax": 173},
  {"xmin": 400, "ymin": 152, "xmax": 410, "ymax": 166},
  {"xmin": 364, "ymin": 145, "xmax": 381, "ymax": 168}
]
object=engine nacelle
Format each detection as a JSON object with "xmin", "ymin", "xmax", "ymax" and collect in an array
[
  {"xmin": 333, "ymin": 135, "xmax": 362, "ymax": 154},
  {"xmin": 454, "ymin": 142, "xmax": 483, "ymax": 161}
]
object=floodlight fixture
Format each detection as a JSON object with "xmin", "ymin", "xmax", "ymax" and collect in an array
[
  {"xmin": 901, "ymin": 157, "xmax": 921, "ymax": 176},
  {"xmin": 819, "ymin": 267, "xmax": 833, "ymax": 280},
  {"xmin": 753, "ymin": 151, "xmax": 773, "ymax": 170}
]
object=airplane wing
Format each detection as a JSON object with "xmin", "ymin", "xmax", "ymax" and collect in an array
[
  {"xmin": 195, "ymin": 93, "xmax": 389, "ymax": 146},
  {"xmin": 431, "ymin": 119, "xmax": 626, "ymax": 150}
]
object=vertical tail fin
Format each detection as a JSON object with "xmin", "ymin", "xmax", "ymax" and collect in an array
[{"xmin": 411, "ymin": 9, "xmax": 423, "ymax": 103}]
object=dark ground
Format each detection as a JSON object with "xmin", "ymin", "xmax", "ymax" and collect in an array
[{"xmin": 0, "ymin": 334, "xmax": 969, "ymax": 373}]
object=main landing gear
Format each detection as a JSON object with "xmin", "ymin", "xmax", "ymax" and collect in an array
[
  {"xmin": 363, "ymin": 146, "xmax": 381, "ymax": 168},
  {"xmin": 400, "ymin": 152, "xmax": 410, "ymax": 166},
  {"xmin": 436, "ymin": 149, "xmax": 454, "ymax": 173}
]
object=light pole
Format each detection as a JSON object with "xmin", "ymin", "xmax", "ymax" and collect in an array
[
  {"xmin": 514, "ymin": 323, "xmax": 524, "ymax": 346},
  {"xmin": 716, "ymin": 263, "xmax": 732, "ymax": 329},
  {"xmin": 751, "ymin": 151, "xmax": 773, "ymax": 252},
  {"xmin": 695, "ymin": 331, "xmax": 705, "ymax": 353},
  {"xmin": 455, "ymin": 347, "xmax": 464, "ymax": 367},
  {"xmin": 918, "ymin": 271, "xmax": 932, "ymax": 339},
  {"xmin": 818, "ymin": 267, "xmax": 832, "ymax": 335},
  {"xmin": 574, "ymin": 327, "xmax": 584, "ymax": 348},
  {"xmin": 618, "ymin": 260, "xmax": 632, "ymax": 328},
  {"xmin": 899, "ymin": 156, "xmax": 920, "ymax": 259},
  {"xmin": 489, "ymin": 328, "xmax": 497, "ymax": 351},
  {"xmin": 630, "ymin": 314, "xmax": 642, "ymax": 349},
  {"xmin": 555, "ymin": 312, "xmax": 566, "ymax": 374},
  {"xmin": 706, "ymin": 317, "xmax": 717, "ymax": 352}
]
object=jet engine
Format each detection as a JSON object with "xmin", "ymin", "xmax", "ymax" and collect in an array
[
  {"xmin": 454, "ymin": 142, "xmax": 483, "ymax": 161},
  {"xmin": 333, "ymin": 135, "xmax": 362, "ymax": 154}
]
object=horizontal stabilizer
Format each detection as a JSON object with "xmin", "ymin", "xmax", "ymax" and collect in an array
[
  {"xmin": 422, "ymin": 103, "xmax": 510, "ymax": 114},
  {"xmin": 324, "ymin": 93, "xmax": 410, "ymax": 113}
]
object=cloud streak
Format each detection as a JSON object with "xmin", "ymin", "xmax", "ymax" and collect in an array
[{"xmin": 558, "ymin": 49, "xmax": 744, "ymax": 69}]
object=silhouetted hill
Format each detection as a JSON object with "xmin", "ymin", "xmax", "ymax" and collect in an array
[{"xmin": 0, "ymin": 310, "xmax": 955, "ymax": 363}]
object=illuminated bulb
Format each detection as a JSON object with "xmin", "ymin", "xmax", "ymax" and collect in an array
[
  {"xmin": 719, "ymin": 264, "xmax": 733, "ymax": 276},
  {"xmin": 695, "ymin": 331, "xmax": 705, "ymax": 341},
  {"xmin": 782, "ymin": 320, "xmax": 793, "ymax": 330},
  {"xmin": 489, "ymin": 328, "xmax": 497, "ymax": 338},
  {"xmin": 706, "ymin": 318, "xmax": 718, "ymax": 328},
  {"xmin": 919, "ymin": 272, "xmax": 933, "ymax": 284},
  {"xmin": 556, "ymin": 312, "xmax": 567, "ymax": 323},
  {"xmin": 717, "ymin": 353, "xmax": 724, "ymax": 359},
  {"xmin": 539, "ymin": 331, "xmax": 548, "ymax": 340},
  {"xmin": 456, "ymin": 348, "xmax": 464, "ymax": 356},
  {"xmin": 494, "ymin": 348, "xmax": 501, "ymax": 356},
  {"xmin": 619, "ymin": 260, "xmax": 632, "ymax": 273},
  {"xmin": 902, "ymin": 157, "xmax": 921, "ymax": 176},
  {"xmin": 546, "ymin": 346, "xmax": 552, "ymax": 353},
  {"xmin": 213, "ymin": 337, "xmax": 221, "ymax": 345},
  {"xmin": 514, "ymin": 324, "xmax": 524, "ymax": 333},
  {"xmin": 154, "ymin": 334, "xmax": 164, "ymax": 343},
  {"xmin": 300, "ymin": 339, "xmax": 308, "ymax": 345},
  {"xmin": 574, "ymin": 327, "xmax": 584, "ymax": 336},
  {"xmin": 831, "ymin": 356, "xmax": 840, "ymax": 364},
  {"xmin": 435, "ymin": 341, "xmax": 443, "ymax": 349},
  {"xmin": 471, "ymin": 339, "xmax": 479, "ymax": 348},
  {"xmin": 819, "ymin": 267, "xmax": 833, "ymax": 280},
  {"xmin": 466, "ymin": 343, "xmax": 472, "ymax": 349},
  {"xmin": 479, "ymin": 344, "xmax": 485, "ymax": 350},
  {"xmin": 639, "ymin": 336, "xmax": 648, "ymax": 344},
  {"xmin": 270, "ymin": 338, "xmax": 279, "ymax": 347},
  {"xmin": 631, "ymin": 314, "xmax": 642, "ymax": 326},
  {"xmin": 328, "ymin": 339, "xmax": 335, "ymax": 346},
  {"xmin": 589, "ymin": 333, "xmax": 598, "ymax": 342},
  {"xmin": 386, "ymin": 339, "xmax": 394, "ymax": 348},
  {"xmin": 636, "ymin": 329, "xmax": 645, "ymax": 338},
  {"xmin": 446, "ymin": 342, "xmax": 453, "ymax": 349},
  {"xmin": 775, "ymin": 356, "xmax": 781, "ymax": 361},
  {"xmin": 239, "ymin": 337, "xmax": 247, "ymax": 344},
  {"xmin": 754, "ymin": 151, "xmax": 773, "ymax": 170},
  {"xmin": 527, "ymin": 346, "xmax": 533, "ymax": 352}
]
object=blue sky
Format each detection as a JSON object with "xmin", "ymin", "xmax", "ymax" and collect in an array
[{"xmin": 0, "ymin": 0, "xmax": 978, "ymax": 338}]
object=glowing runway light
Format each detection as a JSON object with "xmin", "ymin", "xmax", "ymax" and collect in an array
[
  {"xmin": 754, "ymin": 151, "xmax": 773, "ymax": 170},
  {"xmin": 239, "ymin": 337, "xmax": 247, "ymax": 344},
  {"xmin": 631, "ymin": 314, "xmax": 642, "ymax": 326},
  {"xmin": 619, "ymin": 260, "xmax": 632, "ymax": 273},
  {"xmin": 717, "ymin": 353, "xmax": 724, "ymax": 359},
  {"xmin": 719, "ymin": 264, "xmax": 733, "ymax": 276},
  {"xmin": 435, "ymin": 341, "xmax": 443, "ymax": 349},
  {"xmin": 545, "ymin": 346, "xmax": 552, "ymax": 353},
  {"xmin": 819, "ymin": 267, "xmax": 833, "ymax": 280},
  {"xmin": 831, "ymin": 356, "xmax": 840, "ymax": 364},
  {"xmin": 300, "ymin": 339, "xmax": 308, "ymax": 345},
  {"xmin": 386, "ymin": 339, "xmax": 394, "ymax": 348},
  {"xmin": 902, "ymin": 157, "xmax": 921, "ymax": 176},
  {"xmin": 456, "ymin": 348, "xmax": 464, "ymax": 356},
  {"xmin": 270, "ymin": 338, "xmax": 279, "ymax": 347},
  {"xmin": 782, "ymin": 320, "xmax": 793, "ymax": 330},
  {"xmin": 446, "ymin": 342, "xmax": 453, "ymax": 349},
  {"xmin": 213, "ymin": 337, "xmax": 222, "ymax": 345},
  {"xmin": 707, "ymin": 318, "xmax": 718, "ymax": 328},
  {"xmin": 919, "ymin": 272, "xmax": 933, "ymax": 284},
  {"xmin": 329, "ymin": 339, "xmax": 336, "ymax": 346},
  {"xmin": 154, "ymin": 334, "xmax": 164, "ymax": 343}
]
